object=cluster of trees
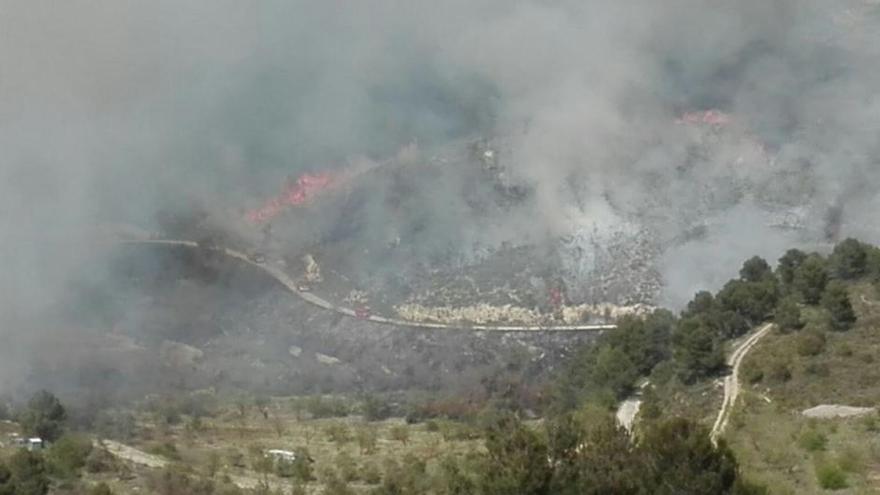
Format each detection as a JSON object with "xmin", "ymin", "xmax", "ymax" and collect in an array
[
  {"xmin": 556, "ymin": 311, "xmax": 675, "ymax": 407},
  {"xmin": 7, "ymin": 240, "xmax": 879, "ymax": 494},
  {"xmin": 363, "ymin": 411, "xmax": 764, "ymax": 495},
  {"xmin": 671, "ymin": 240, "xmax": 870, "ymax": 381},
  {"xmin": 19, "ymin": 390, "xmax": 68, "ymax": 444},
  {"xmin": 359, "ymin": 235, "xmax": 880, "ymax": 494},
  {"xmin": 0, "ymin": 394, "xmax": 764, "ymax": 495},
  {"xmin": 0, "ymin": 450, "xmax": 50, "ymax": 495},
  {"xmin": 0, "ymin": 391, "xmax": 121, "ymax": 495},
  {"xmin": 560, "ymin": 238, "xmax": 873, "ymax": 409}
]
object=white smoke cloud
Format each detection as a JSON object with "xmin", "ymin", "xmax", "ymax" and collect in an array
[{"xmin": 3, "ymin": 0, "xmax": 880, "ymax": 394}]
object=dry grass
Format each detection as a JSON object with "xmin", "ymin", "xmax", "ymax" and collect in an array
[{"xmin": 126, "ymin": 398, "xmax": 484, "ymax": 493}]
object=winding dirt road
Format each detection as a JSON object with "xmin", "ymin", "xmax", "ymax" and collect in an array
[
  {"xmin": 710, "ymin": 322, "xmax": 774, "ymax": 445},
  {"xmin": 121, "ymin": 238, "xmax": 617, "ymax": 333}
]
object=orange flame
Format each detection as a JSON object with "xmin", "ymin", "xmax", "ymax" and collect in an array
[{"xmin": 246, "ymin": 171, "xmax": 339, "ymax": 223}]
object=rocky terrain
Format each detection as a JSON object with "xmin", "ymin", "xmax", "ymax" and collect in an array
[{"xmin": 217, "ymin": 115, "xmax": 839, "ymax": 324}]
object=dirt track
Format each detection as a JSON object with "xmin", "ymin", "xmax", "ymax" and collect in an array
[
  {"xmin": 100, "ymin": 439, "xmax": 285, "ymax": 490},
  {"xmin": 100, "ymin": 439, "xmax": 167, "ymax": 469},
  {"xmin": 802, "ymin": 404, "xmax": 876, "ymax": 418},
  {"xmin": 121, "ymin": 238, "xmax": 617, "ymax": 333},
  {"xmin": 616, "ymin": 397, "xmax": 642, "ymax": 432},
  {"xmin": 710, "ymin": 323, "xmax": 774, "ymax": 444}
]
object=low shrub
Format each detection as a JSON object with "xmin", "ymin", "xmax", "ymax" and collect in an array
[
  {"xmin": 798, "ymin": 430, "xmax": 827, "ymax": 452},
  {"xmin": 741, "ymin": 361, "xmax": 764, "ymax": 384},
  {"xmin": 804, "ymin": 362, "xmax": 830, "ymax": 377},
  {"xmin": 90, "ymin": 482, "xmax": 114, "ymax": 495},
  {"xmin": 324, "ymin": 423, "xmax": 351, "ymax": 443},
  {"xmin": 836, "ymin": 447, "xmax": 865, "ymax": 474},
  {"xmin": 768, "ymin": 362, "xmax": 792, "ymax": 383},
  {"xmin": 303, "ymin": 396, "xmax": 350, "ymax": 419},
  {"xmin": 361, "ymin": 462, "xmax": 382, "ymax": 484},
  {"xmin": 816, "ymin": 463, "xmax": 847, "ymax": 490},
  {"xmin": 47, "ymin": 433, "xmax": 93, "ymax": 479},
  {"xmin": 335, "ymin": 451, "xmax": 358, "ymax": 482},
  {"xmin": 361, "ymin": 395, "xmax": 393, "ymax": 422},
  {"xmin": 796, "ymin": 330, "xmax": 826, "ymax": 356},
  {"xmin": 147, "ymin": 441, "xmax": 181, "ymax": 461}
]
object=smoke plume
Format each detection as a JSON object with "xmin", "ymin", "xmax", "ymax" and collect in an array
[{"xmin": 3, "ymin": 0, "xmax": 880, "ymax": 395}]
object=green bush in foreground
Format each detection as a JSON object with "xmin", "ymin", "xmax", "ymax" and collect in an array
[
  {"xmin": 796, "ymin": 330, "xmax": 826, "ymax": 357},
  {"xmin": 741, "ymin": 361, "xmax": 764, "ymax": 385},
  {"xmin": 798, "ymin": 430, "xmax": 827, "ymax": 452},
  {"xmin": 836, "ymin": 447, "xmax": 865, "ymax": 474},
  {"xmin": 7, "ymin": 450, "xmax": 49, "ymax": 495},
  {"xmin": 89, "ymin": 482, "xmax": 113, "ymax": 495},
  {"xmin": 815, "ymin": 463, "xmax": 847, "ymax": 490},
  {"xmin": 47, "ymin": 433, "xmax": 93, "ymax": 479}
]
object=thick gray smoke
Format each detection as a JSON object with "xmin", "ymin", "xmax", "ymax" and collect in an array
[{"xmin": 3, "ymin": 1, "xmax": 880, "ymax": 394}]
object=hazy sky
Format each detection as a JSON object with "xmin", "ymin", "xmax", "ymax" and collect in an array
[{"xmin": 3, "ymin": 0, "xmax": 880, "ymax": 345}]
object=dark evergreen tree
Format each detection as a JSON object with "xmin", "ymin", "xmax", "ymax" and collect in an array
[
  {"xmin": 673, "ymin": 318, "xmax": 725, "ymax": 383},
  {"xmin": 547, "ymin": 414, "xmax": 644, "ymax": 495},
  {"xmin": 793, "ymin": 255, "xmax": 829, "ymax": 304},
  {"xmin": 865, "ymin": 246, "xmax": 880, "ymax": 281},
  {"xmin": 777, "ymin": 249, "xmax": 807, "ymax": 286},
  {"xmin": 740, "ymin": 256, "xmax": 773, "ymax": 283},
  {"xmin": 463, "ymin": 412, "xmax": 762, "ymax": 495},
  {"xmin": 774, "ymin": 297, "xmax": 804, "ymax": 333},
  {"xmin": 830, "ymin": 238, "xmax": 867, "ymax": 279},
  {"xmin": 20, "ymin": 390, "xmax": 67, "ymax": 442},
  {"xmin": 639, "ymin": 418, "xmax": 738, "ymax": 495},
  {"xmin": 590, "ymin": 346, "xmax": 639, "ymax": 400},
  {"xmin": 684, "ymin": 291, "xmax": 717, "ymax": 317},
  {"xmin": 604, "ymin": 312, "xmax": 673, "ymax": 376},
  {"xmin": 717, "ymin": 279, "xmax": 778, "ymax": 325},
  {"xmin": 683, "ymin": 291, "xmax": 748, "ymax": 339},
  {"xmin": 822, "ymin": 281, "xmax": 856, "ymax": 331},
  {"xmin": 477, "ymin": 414, "xmax": 551, "ymax": 495}
]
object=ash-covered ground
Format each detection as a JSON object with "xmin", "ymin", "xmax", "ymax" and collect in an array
[{"xmin": 233, "ymin": 116, "xmax": 843, "ymax": 323}]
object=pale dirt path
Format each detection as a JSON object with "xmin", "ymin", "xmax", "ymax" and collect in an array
[
  {"xmin": 616, "ymin": 380, "xmax": 649, "ymax": 432},
  {"xmin": 100, "ymin": 439, "xmax": 290, "ymax": 491},
  {"xmin": 121, "ymin": 238, "xmax": 617, "ymax": 333},
  {"xmin": 710, "ymin": 323, "xmax": 774, "ymax": 445},
  {"xmin": 802, "ymin": 404, "xmax": 876, "ymax": 418},
  {"xmin": 616, "ymin": 397, "xmax": 642, "ymax": 432},
  {"xmin": 100, "ymin": 439, "xmax": 168, "ymax": 469}
]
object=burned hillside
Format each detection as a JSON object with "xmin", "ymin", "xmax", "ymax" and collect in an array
[
  {"xmin": 13, "ymin": 243, "xmax": 599, "ymax": 410},
  {"xmin": 5, "ymin": 0, "xmax": 880, "ymax": 407}
]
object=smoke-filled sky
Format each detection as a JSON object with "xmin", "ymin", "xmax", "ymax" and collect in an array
[{"xmin": 4, "ymin": 0, "xmax": 880, "ymax": 359}]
